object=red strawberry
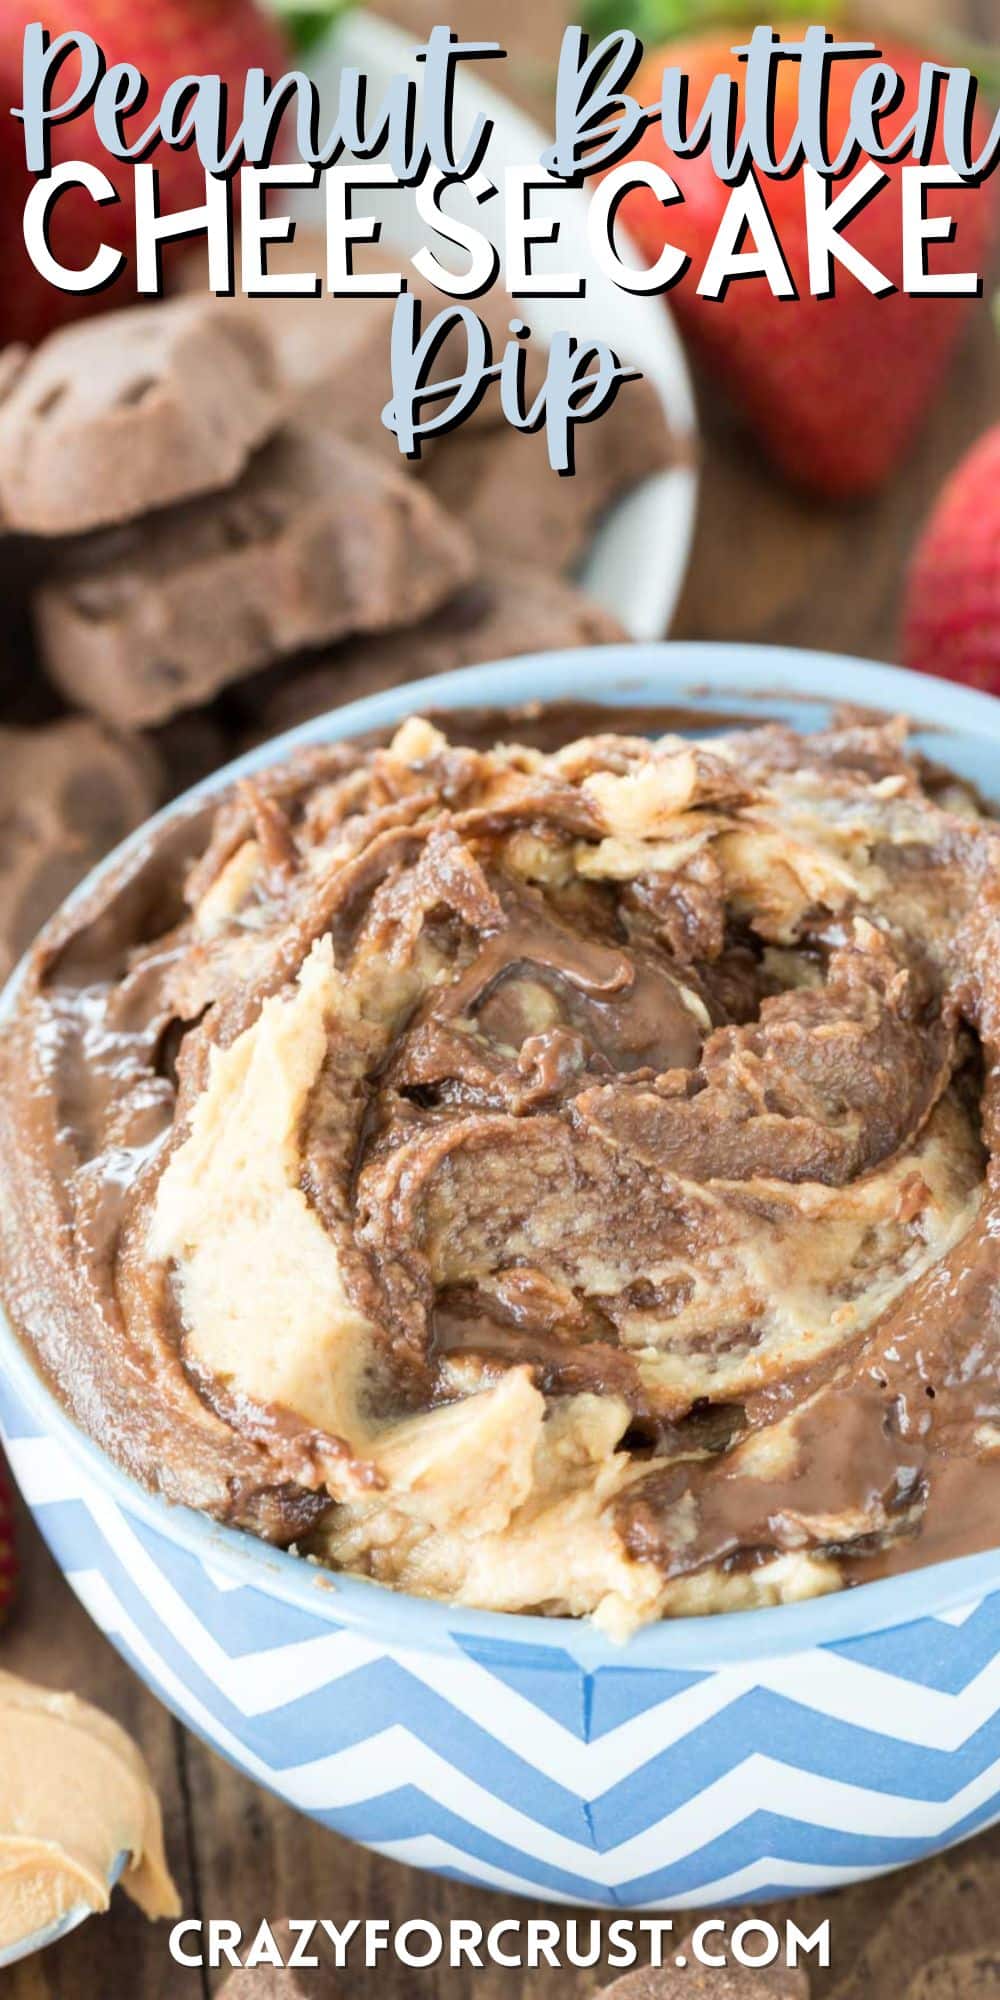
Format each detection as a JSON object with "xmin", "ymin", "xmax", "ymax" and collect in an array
[
  {"xmin": 902, "ymin": 422, "xmax": 1000, "ymax": 695},
  {"xmin": 0, "ymin": 0, "xmax": 291, "ymax": 344},
  {"xmin": 612, "ymin": 31, "xmax": 998, "ymax": 498},
  {"xmin": 0, "ymin": 1450, "xmax": 15, "ymax": 1623}
]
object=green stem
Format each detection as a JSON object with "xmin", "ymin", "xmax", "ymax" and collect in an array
[
  {"xmin": 582, "ymin": 0, "xmax": 831, "ymax": 41},
  {"xmin": 580, "ymin": 0, "xmax": 1000, "ymax": 98},
  {"xmin": 269, "ymin": 0, "xmax": 353, "ymax": 55}
]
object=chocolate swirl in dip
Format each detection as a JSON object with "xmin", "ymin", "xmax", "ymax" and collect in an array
[{"xmin": 3, "ymin": 705, "xmax": 1000, "ymax": 1636}]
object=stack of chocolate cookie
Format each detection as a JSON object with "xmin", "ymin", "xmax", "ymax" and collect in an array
[
  {"xmin": 7, "ymin": 292, "xmax": 479, "ymax": 729},
  {"xmin": 0, "ymin": 253, "xmax": 675, "ymax": 978}
]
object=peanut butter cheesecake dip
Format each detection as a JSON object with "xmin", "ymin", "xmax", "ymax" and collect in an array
[{"xmin": 2, "ymin": 704, "xmax": 1000, "ymax": 1637}]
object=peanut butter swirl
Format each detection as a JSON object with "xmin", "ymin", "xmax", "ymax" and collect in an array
[{"xmin": 3, "ymin": 706, "xmax": 1000, "ymax": 1636}]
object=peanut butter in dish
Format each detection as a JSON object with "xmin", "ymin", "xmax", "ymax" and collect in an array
[{"xmin": 0, "ymin": 1670, "xmax": 179, "ymax": 1957}]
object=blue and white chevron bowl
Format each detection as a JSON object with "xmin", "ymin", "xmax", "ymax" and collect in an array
[{"xmin": 5, "ymin": 643, "xmax": 1000, "ymax": 1911}]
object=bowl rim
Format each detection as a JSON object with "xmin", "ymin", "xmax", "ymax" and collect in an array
[{"xmin": 6, "ymin": 637, "xmax": 1000, "ymax": 1672}]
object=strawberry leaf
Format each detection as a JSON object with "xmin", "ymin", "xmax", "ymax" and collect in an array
[
  {"xmin": 581, "ymin": 0, "xmax": 842, "ymax": 41},
  {"xmin": 578, "ymin": 0, "xmax": 1000, "ymax": 96},
  {"xmin": 268, "ymin": 0, "xmax": 354, "ymax": 56}
]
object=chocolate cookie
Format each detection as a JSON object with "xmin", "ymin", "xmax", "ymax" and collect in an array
[
  {"xmin": 153, "ymin": 709, "xmax": 236, "ymax": 800},
  {"xmin": 905, "ymin": 1954, "xmax": 1000, "ymax": 1998},
  {"xmin": 0, "ymin": 717, "xmax": 160, "ymax": 981},
  {"xmin": 174, "ymin": 233, "xmax": 547, "ymax": 457},
  {"xmin": 0, "ymin": 300, "xmax": 282, "ymax": 537},
  {"xmin": 219, "ymin": 1921, "xmax": 340, "ymax": 1998},
  {"xmin": 176, "ymin": 237, "xmax": 401, "ymax": 461},
  {"xmin": 597, "ymin": 1957, "xmax": 809, "ymax": 1999},
  {"xmin": 818, "ymin": 1838, "xmax": 1000, "ymax": 1999},
  {"xmin": 422, "ymin": 368, "xmax": 677, "ymax": 570},
  {"xmin": 239, "ymin": 559, "xmax": 626, "ymax": 743},
  {"xmin": 34, "ymin": 428, "xmax": 475, "ymax": 727}
]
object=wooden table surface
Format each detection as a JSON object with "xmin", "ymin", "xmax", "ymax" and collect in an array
[{"xmin": 6, "ymin": 1, "xmax": 1000, "ymax": 1994}]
